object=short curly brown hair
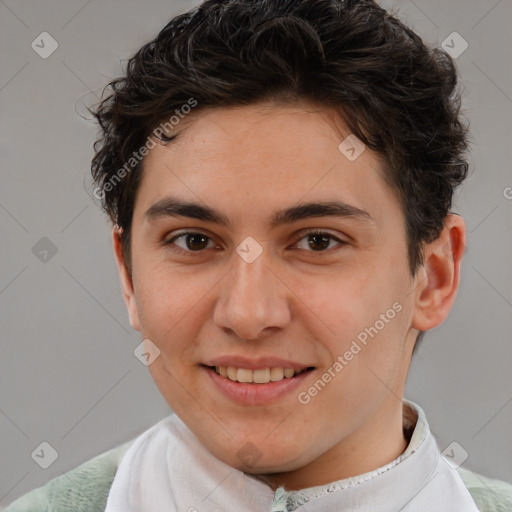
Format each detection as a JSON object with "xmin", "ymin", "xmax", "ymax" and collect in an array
[{"xmin": 89, "ymin": 0, "xmax": 469, "ymax": 291}]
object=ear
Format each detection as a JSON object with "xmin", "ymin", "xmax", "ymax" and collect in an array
[
  {"xmin": 411, "ymin": 213, "xmax": 466, "ymax": 332},
  {"xmin": 112, "ymin": 225, "xmax": 141, "ymax": 332}
]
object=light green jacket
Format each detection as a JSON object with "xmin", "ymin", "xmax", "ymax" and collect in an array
[{"xmin": 3, "ymin": 440, "xmax": 512, "ymax": 511}]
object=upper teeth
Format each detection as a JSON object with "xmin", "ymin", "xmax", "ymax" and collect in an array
[{"xmin": 215, "ymin": 366, "xmax": 304, "ymax": 384}]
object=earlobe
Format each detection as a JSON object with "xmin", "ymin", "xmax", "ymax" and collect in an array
[
  {"xmin": 112, "ymin": 225, "xmax": 141, "ymax": 332},
  {"xmin": 411, "ymin": 214, "xmax": 466, "ymax": 332}
]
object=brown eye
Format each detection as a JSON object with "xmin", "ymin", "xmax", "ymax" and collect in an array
[
  {"xmin": 294, "ymin": 230, "xmax": 347, "ymax": 252},
  {"xmin": 307, "ymin": 233, "xmax": 332, "ymax": 251},
  {"xmin": 183, "ymin": 233, "xmax": 210, "ymax": 251},
  {"xmin": 164, "ymin": 231, "xmax": 215, "ymax": 254}
]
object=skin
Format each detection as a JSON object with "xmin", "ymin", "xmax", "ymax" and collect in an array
[{"xmin": 112, "ymin": 101, "xmax": 466, "ymax": 491}]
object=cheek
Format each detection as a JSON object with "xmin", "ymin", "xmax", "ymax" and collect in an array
[
  {"xmin": 297, "ymin": 304, "xmax": 409, "ymax": 443},
  {"xmin": 132, "ymin": 264, "xmax": 198, "ymax": 345},
  {"xmin": 310, "ymin": 262, "xmax": 409, "ymax": 380},
  {"xmin": 311, "ymin": 264, "xmax": 397, "ymax": 334}
]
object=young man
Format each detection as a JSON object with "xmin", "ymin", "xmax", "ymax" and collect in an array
[{"xmin": 4, "ymin": 0, "xmax": 512, "ymax": 510}]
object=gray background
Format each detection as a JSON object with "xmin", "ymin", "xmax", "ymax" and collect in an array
[{"xmin": 1, "ymin": 0, "xmax": 511, "ymax": 507}]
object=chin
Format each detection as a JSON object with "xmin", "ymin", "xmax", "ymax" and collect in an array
[{"xmin": 213, "ymin": 441, "xmax": 309, "ymax": 476}]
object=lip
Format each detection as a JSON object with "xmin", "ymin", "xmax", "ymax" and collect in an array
[
  {"xmin": 203, "ymin": 355, "xmax": 313, "ymax": 371},
  {"xmin": 203, "ymin": 365, "xmax": 315, "ymax": 406}
]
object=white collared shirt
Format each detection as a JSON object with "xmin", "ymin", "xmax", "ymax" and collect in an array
[{"xmin": 105, "ymin": 399, "xmax": 480, "ymax": 511}]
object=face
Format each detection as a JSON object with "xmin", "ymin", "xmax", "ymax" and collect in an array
[{"xmin": 113, "ymin": 102, "xmax": 462, "ymax": 489}]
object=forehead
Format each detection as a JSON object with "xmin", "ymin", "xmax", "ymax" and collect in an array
[{"xmin": 133, "ymin": 102, "xmax": 401, "ymax": 231}]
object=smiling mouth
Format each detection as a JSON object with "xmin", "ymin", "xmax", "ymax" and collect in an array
[{"xmin": 207, "ymin": 365, "xmax": 315, "ymax": 384}]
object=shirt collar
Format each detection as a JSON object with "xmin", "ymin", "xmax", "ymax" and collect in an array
[{"xmin": 106, "ymin": 398, "xmax": 479, "ymax": 511}]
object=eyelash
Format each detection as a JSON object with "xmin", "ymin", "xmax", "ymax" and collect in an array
[{"xmin": 162, "ymin": 229, "xmax": 347, "ymax": 257}]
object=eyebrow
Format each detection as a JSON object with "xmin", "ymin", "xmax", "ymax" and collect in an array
[{"xmin": 143, "ymin": 196, "xmax": 374, "ymax": 228}]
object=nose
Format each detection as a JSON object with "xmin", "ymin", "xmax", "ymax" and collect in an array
[{"xmin": 213, "ymin": 250, "xmax": 291, "ymax": 341}]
